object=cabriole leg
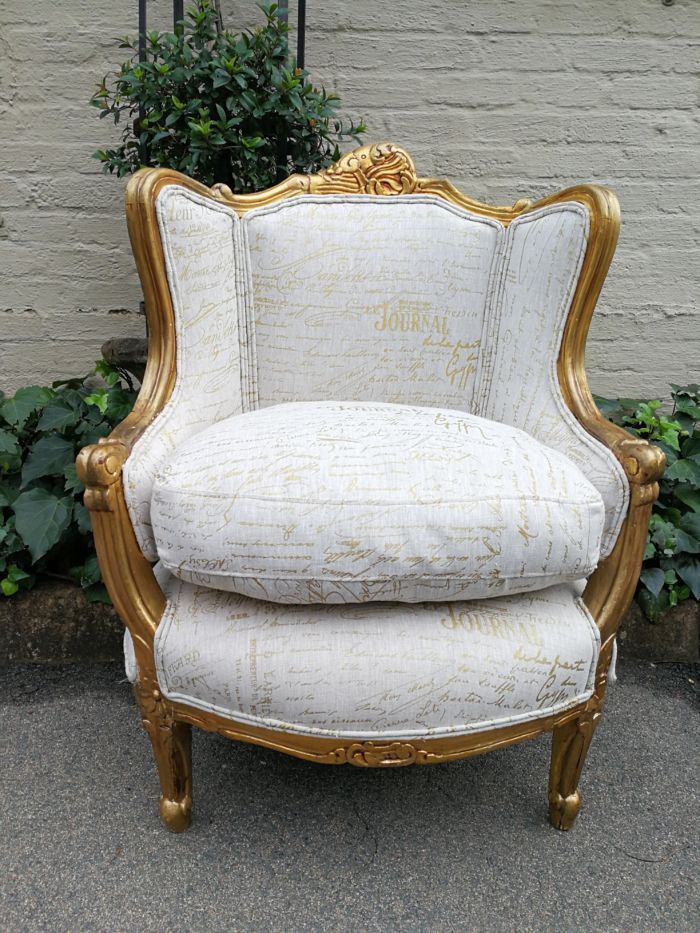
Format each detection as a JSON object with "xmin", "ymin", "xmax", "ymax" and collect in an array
[
  {"xmin": 548, "ymin": 706, "xmax": 601, "ymax": 831},
  {"xmin": 135, "ymin": 683, "xmax": 193, "ymax": 832}
]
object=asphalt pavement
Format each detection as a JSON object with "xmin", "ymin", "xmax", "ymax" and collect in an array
[{"xmin": 1, "ymin": 657, "xmax": 698, "ymax": 933}]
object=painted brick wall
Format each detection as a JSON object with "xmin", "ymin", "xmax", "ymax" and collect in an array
[{"xmin": 1, "ymin": 0, "xmax": 698, "ymax": 398}]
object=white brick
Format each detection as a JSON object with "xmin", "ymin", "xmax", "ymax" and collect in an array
[{"xmin": 0, "ymin": 0, "xmax": 698, "ymax": 396}]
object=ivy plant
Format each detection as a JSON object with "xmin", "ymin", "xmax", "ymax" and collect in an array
[
  {"xmin": 0, "ymin": 362, "xmax": 137, "ymax": 602},
  {"xmin": 91, "ymin": 0, "xmax": 366, "ymax": 190},
  {"xmin": 596, "ymin": 384, "xmax": 700, "ymax": 621}
]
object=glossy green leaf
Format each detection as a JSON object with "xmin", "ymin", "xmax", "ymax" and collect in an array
[
  {"xmin": 63, "ymin": 463, "xmax": 84, "ymax": 495},
  {"xmin": 640, "ymin": 567, "xmax": 665, "ymax": 596},
  {"xmin": 37, "ymin": 396, "xmax": 84, "ymax": 432},
  {"xmin": 680, "ymin": 512, "xmax": 700, "ymax": 539},
  {"xmin": 79, "ymin": 553, "xmax": 101, "ymax": 587},
  {"xmin": 12, "ymin": 489, "xmax": 73, "ymax": 562},
  {"xmin": 84, "ymin": 390, "xmax": 109, "ymax": 414},
  {"xmin": 84, "ymin": 582, "xmax": 111, "ymax": 604},
  {"xmin": 674, "ymin": 485, "xmax": 700, "ymax": 513},
  {"xmin": 674, "ymin": 556, "xmax": 700, "ymax": 600},
  {"xmin": 21, "ymin": 435, "xmax": 75, "ymax": 487},
  {"xmin": 666, "ymin": 459, "xmax": 700, "ymax": 484},
  {"xmin": 1, "ymin": 578, "xmax": 18, "ymax": 596},
  {"xmin": 73, "ymin": 501, "xmax": 92, "ymax": 535},
  {"xmin": 1, "ymin": 386, "xmax": 54, "ymax": 430},
  {"xmin": 0, "ymin": 428, "xmax": 21, "ymax": 472}
]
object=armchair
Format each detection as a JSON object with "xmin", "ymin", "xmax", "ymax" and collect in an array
[{"xmin": 78, "ymin": 143, "xmax": 664, "ymax": 833}]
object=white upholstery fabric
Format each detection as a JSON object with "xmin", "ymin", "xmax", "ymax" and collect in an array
[
  {"xmin": 123, "ymin": 187, "xmax": 255, "ymax": 559},
  {"xmin": 123, "ymin": 561, "xmax": 171, "ymax": 682},
  {"xmin": 246, "ymin": 195, "xmax": 503, "ymax": 409},
  {"xmin": 145, "ymin": 573, "xmax": 599, "ymax": 740},
  {"xmin": 122, "ymin": 189, "xmax": 628, "ymax": 564},
  {"xmin": 474, "ymin": 204, "xmax": 628, "ymax": 556},
  {"xmin": 244, "ymin": 195, "xmax": 626, "ymax": 556},
  {"xmin": 151, "ymin": 401, "xmax": 605, "ymax": 604},
  {"xmin": 123, "ymin": 627, "xmax": 137, "ymax": 683}
]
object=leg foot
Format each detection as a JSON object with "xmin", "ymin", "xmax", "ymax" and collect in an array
[
  {"xmin": 160, "ymin": 783, "xmax": 192, "ymax": 833},
  {"xmin": 549, "ymin": 789, "xmax": 581, "ymax": 831},
  {"xmin": 548, "ymin": 708, "xmax": 600, "ymax": 831},
  {"xmin": 135, "ymin": 684, "xmax": 193, "ymax": 832},
  {"xmin": 155, "ymin": 719, "xmax": 192, "ymax": 833}
]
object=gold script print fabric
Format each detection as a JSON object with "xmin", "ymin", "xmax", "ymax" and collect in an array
[
  {"xmin": 246, "ymin": 195, "xmax": 502, "ymax": 408},
  {"xmin": 122, "ymin": 188, "xmax": 256, "ymax": 560},
  {"xmin": 150, "ymin": 401, "xmax": 605, "ymax": 604},
  {"xmin": 125, "ymin": 572, "xmax": 599, "ymax": 740},
  {"xmin": 123, "ymin": 188, "xmax": 627, "ymax": 565}
]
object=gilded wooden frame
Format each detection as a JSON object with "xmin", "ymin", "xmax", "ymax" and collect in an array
[{"xmin": 77, "ymin": 143, "xmax": 665, "ymax": 834}]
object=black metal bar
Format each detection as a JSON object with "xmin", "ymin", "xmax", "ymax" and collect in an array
[
  {"xmin": 173, "ymin": 0, "xmax": 184, "ymax": 31},
  {"xmin": 138, "ymin": 0, "xmax": 147, "ymax": 165},
  {"xmin": 277, "ymin": 0, "xmax": 289, "ymax": 24},
  {"xmin": 138, "ymin": 0, "xmax": 147, "ymax": 61},
  {"xmin": 296, "ymin": 0, "xmax": 306, "ymax": 69}
]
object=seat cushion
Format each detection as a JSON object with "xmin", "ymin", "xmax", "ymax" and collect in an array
[
  {"xmin": 151, "ymin": 401, "xmax": 604, "ymax": 604},
  {"xmin": 131, "ymin": 572, "xmax": 599, "ymax": 740}
]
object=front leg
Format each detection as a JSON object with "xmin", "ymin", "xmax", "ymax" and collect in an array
[
  {"xmin": 548, "ymin": 703, "xmax": 601, "ymax": 830},
  {"xmin": 134, "ymin": 682, "xmax": 193, "ymax": 832}
]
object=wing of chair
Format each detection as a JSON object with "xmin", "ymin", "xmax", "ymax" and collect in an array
[{"xmin": 77, "ymin": 143, "xmax": 664, "ymax": 833}]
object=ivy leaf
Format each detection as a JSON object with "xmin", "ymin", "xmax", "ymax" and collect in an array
[
  {"xmin": 656, "ymin": 506, "xmax": 681, "ymax": 525},
  {"xmin": 671, "ymin": 383, "xmax": 700, "ymax": 398},
  {"xmin": 640, "ymin": 567, "xmax": 665, "ymax": 596},
  {"xmin": 673, "ymin": 528, "xmax": 700, "ymax": 555},
  {"xmin": 73, "ymin": 501, "xmax": 92, "ymax": 535},
  {"xmin": 0, "ymin": 428, "xmax": 21, "ymax": 472},
  {"xmin": 37, "ymin": 396, "xmax": 83, "ymax": 432},
  {"xmin": 84, "ymin": 582, "xmax": 111, "ymax": 604},
  {"xmin": 105, "ymin": 387, "xmax": 136, "ymax": 422},
  {"xmin": 12, "ymin": 489, "xmax": 73, "ymax": 562},
  {"xmin": 0, "ymin": 480, "xmax": 20, "ymax": 508},
  {"xmin": 21, "ymin": 435, "xmax": 76, "ymax": 487},
  {"xmin": 6, "ymin": 562, "xmax": 30, "ymax": 583},
  {"xmin": 63, "ymin": 463, "xmax": 84, "ymax": 494},
  {"xmin": 674, "ymin": 398, "xmax": 700, "ymax": 420},
  {"xmin": 636, "ymin": 586, "xmax": 669, "ymax": 623},
  {"xmin": 674, "ymin": 556, "xmax": 700, "ymax": 600},
  {"xmin": 665, "ymin": 459, "xmax": 700, "ymax": 484},
  {"xmin": 680, "ymin": 435, "xmax": 700, "ymax": 458},
  {"xmin": 85, "ymin": 390, "xmax": 109, "ymax": 414},
  {"xmin": 674, "ymin": 485, "xmax": 700, "ymax": 513},
  {"xmin": 79, "ymin": 553, "xmax": 102, "ymax": 587},
  {"xmin": 680, "ymin": 512, "xmax": 700, "ymax": 539},
  {"xmin": 78, "ymin": 423, "xmax": 112, "ymax": 446},
  {"xmin": 1, "ymin": 386, "xmax": 54, "ymax": 430}
]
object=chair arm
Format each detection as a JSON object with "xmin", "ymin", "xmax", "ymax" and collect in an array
[
  {"xmin": 77, "ymin": 438, "xmax": 166, "ymax": 683},
  {"xmin": 580, "ymin": 411, "xmax": 665, "ymax": 655},
  {"xmin": 580, "ymin": 413, "xmax": 666, "ymax": 495}
]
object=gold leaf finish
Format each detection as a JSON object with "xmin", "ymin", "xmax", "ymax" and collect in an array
[
  {"xmin": 77, "ymin": 142, "xmax": 665, "ymax": 832},
  {"xmin": 312, "ymin": 142, "xmax": 417, "ymax": 195},
  {"xmin": 345, "ymin": 742, "xmax": 422, "ymax": 767}
]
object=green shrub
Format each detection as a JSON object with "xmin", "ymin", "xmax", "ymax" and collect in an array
[
  {"xmin": 0, "ymin": 362, "xmax": 137, "ymax": 601},
  {"xmin": 596, "ymin": 384, "xmax": 700, "ymax": 621},
  {"xmin": 91, "ymin": 0, "xmax": 366, "ymax": 190}
]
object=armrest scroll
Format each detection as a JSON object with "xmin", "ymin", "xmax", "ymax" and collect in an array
[
  {"xmin": 580, "ymin": 414, "xmax": 666, "ymax": 498},
  {"xmin": 76, "ymin": 439, "xmax": 130, "ymax": 512}
]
